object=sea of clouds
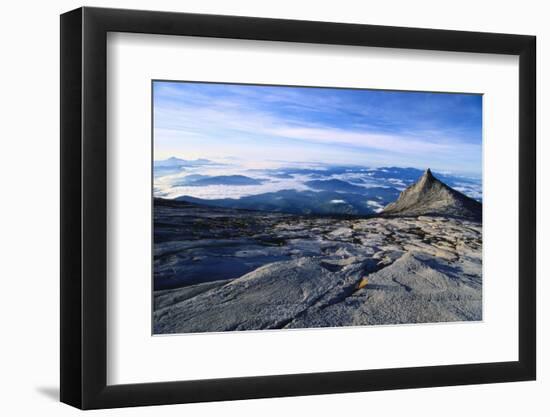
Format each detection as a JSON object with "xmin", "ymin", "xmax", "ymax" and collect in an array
[{"xmin": 153, "ymin": 158, "xmax": 482, "ymax": 207}]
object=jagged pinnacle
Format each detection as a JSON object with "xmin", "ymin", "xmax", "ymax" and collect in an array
[
  {"xmin": 381, "ymin": 168, "xmax": 482, "ymax": 220},
  {"xmin": 416, "ymin": 168, "xmax": 435, "ymax": 191},
  {"xmin": 422, "ymin": 168, "xmax": 434, "ymax": 181}
]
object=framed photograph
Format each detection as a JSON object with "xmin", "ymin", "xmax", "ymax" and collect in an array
[{"xmin": 60, "ymin": 6, "xmax": 536, "ymax": 409}]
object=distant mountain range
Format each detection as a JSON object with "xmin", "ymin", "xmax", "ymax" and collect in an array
[
  {"xmin": 173, "ymin": 169, "xmax": 482, "ymax": 220},
  {"xmin": 154, "ymin": 156, "xmax": 213, "ymax": 168},
  {"xmin": 305, "ymin": 179, "xmax": 368, "ymax": 193},
  {"xmin": 154, "ymin": 157, "xmax": 482, "ymax": 216},
  {"xmin": 177, "ymin": 188, "xmax": 396, "ymax": 216},
  {"xmin": 153, "ymin": 157, "xmax": 217, "ymax": 176},
  {"xmin": 175, "ymin": 174, "xmax": 264, "ymax": 187}
]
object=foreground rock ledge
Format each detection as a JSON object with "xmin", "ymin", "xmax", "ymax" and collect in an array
[{"xmin": 153, "ymin": 201, "xmax": 482, "ymax": 334}]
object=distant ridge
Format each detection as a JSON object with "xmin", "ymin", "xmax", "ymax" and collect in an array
[
  {"xmin": 381, "ymin": 169, "xmax": 482, "ymax": 220},
  {"xmin": 154, "ymin": 156, "xmax": 213, "ymax": 167}
]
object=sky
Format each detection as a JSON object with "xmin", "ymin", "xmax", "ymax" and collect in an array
[{"xmin": 153, "ymin": 81, "xmax": 482, "ymax": 176}]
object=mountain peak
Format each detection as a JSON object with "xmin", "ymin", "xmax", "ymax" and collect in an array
[
  {"xmin": 417, "ymin": 168, "xmax": 435, "ymax": 188},
  {"xmin": 381, "ymin": 169, "xmax": 481, "ymax": 220}
]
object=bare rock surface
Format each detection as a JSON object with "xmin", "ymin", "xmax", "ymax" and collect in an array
[{"xmin": 153, "ymin": 199, "xmax": 482, "ymax": 334}]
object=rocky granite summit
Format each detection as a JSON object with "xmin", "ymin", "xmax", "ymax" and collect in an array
[
  {"xmin": 153, "ymin": 175, "xmax": 482, "ymax": 334},
  {"xmin": 382, "ymin": 169, "xmax": 482, "ymax": 220}
]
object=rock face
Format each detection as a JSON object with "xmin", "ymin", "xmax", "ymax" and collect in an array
[
  {"xmin": 381, "ymin": 169, "xmax": 482, "ymax": 220},
  {"xmin": 153, "ymin": 198, "xmax": 482, "ymax": 334}
]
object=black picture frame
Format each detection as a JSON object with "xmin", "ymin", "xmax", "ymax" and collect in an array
[{"xmin": 60, "ymin": 6, "xmax": 536, "ymax": 410}]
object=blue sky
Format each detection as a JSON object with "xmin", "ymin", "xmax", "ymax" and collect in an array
[{"xmin": 153, "ymin": 81, "xmax": 482, "ymax": 176}]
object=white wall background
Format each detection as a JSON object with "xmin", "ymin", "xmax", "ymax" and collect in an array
[{"xmin": 0, "ymin": 0, "xmax": 546, "ymax": 415}]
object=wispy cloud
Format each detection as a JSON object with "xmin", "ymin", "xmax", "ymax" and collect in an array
[{"xmin": 153, "ymin": 81, "xmax": 482, "ymax": 175}]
